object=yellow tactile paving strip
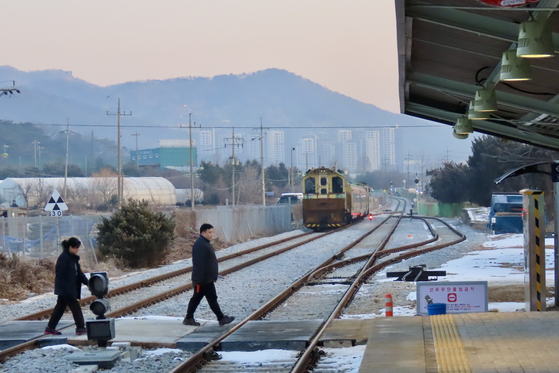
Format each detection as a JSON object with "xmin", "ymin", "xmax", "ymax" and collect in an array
[{"xmin": 431, "ymin": 314, "xmax": 472, "ymax": 373}]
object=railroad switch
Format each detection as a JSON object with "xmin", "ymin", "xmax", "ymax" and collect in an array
[{"xmin": 386, "ymin": 264, "xmax": 446, "ymax": 282}]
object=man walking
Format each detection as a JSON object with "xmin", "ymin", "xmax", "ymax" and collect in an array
[{"xmin": 183, "ymin": 223, "xmax": 235, "ymax": 327}]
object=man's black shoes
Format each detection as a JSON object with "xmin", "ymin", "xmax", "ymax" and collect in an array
[
  {"xmin": 219, "ymin": 315, "xmax": 235, "ymax": 326},
  {"xmin": 183, "ymin": 317, "xmax": 201, "ymax": 326}
]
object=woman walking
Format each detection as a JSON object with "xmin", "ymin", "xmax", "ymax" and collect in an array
[{"xmin": 44, "ymin": 237, "xmax": 89, "ymax": 335}]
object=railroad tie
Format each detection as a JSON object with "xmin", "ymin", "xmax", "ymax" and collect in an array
[{"xmin": 430, "ymin": 314, "xmax": 471, "ymax": 373}]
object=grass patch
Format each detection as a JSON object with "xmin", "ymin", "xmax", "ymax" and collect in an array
[{"xmin": 0, "ymin": 253, "xmax": 56, "ymax": 301}]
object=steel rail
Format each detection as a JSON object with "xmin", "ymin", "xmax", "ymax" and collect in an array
[
  {"xmin": 170, "ymin": 202, "xmax": 406, "ymax": 373},
  {"xmin": 0, "ymin": 200, "xmax": 396, "ymax": 365},
  {"xmin": 0, "ymin": 227, "xmax": 353, "ymax": 362},
  {"xmin": 290, "ymin": 215, "xmax": 465, "ymax": 373},
  {"xmin": 15, "ymin": 231, "xmax": 314, "ymax": 321},
  {"xmin": 307, "ymin": 217, "xmax": 439, "ymax": 282}
]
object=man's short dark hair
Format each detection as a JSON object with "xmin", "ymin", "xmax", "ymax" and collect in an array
[{"xmin": 200, "ymin": 223, "xmax": 214, "ymax": 234}]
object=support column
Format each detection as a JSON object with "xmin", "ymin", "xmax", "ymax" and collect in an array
[
  {"xmin": 521, "ymin": 189, "xmax": 546, "ymax": 312},
  {"xmin": 552, "ymin": 161, "xmax": 559, "ymax": 307}
]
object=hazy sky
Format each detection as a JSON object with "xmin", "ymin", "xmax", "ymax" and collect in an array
[{"xmin": 2, "ymin": 1, "xmax": 399, "ymax": 112}]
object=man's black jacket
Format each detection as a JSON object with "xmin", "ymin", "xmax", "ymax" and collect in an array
[
  {"xmin": 191, "ymin": 236, "xmax": 218, "ymax": 284},
  {"xmin": 54, "ymin": 250, "xmax": 88, "ymax": 299}
]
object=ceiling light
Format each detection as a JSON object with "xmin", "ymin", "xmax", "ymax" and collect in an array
[
  {"xmin": 500, "ymin": 50, "xmax": 531, "ymax": 81},
  {"xmin": 517, "ymin": 19, "xmax": 554, "ymax": 58},
  {"xmin": 454, "ymin": 117, "xmax": 473, "ymax": 135},
  {"xmin": 468, "ymin": 100, "xmax": 489, "ymax": 120},
  {"xmin": 453, "ymin": 128, "xmax": 469, "ymax": 140},
  {"xmin": 473, "ymin": 86, "xmax": 497, "ymax": 112}
]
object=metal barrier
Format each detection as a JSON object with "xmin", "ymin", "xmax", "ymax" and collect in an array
[
  {"xmin": 180, "ymin": 205, "xmax": 292, "ymax": 242},
  {"xmin": 0, "ymin": 215, "xmax": 103, "ymax": 263}
]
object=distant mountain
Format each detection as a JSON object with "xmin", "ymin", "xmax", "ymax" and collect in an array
[{"xmin": 0, "ymin": 66, "xmax": 472, "ymax": 165}]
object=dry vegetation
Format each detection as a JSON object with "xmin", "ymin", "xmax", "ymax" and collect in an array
[{"xmin": 0, "ymin": 253, "xmax": 56, "ymax": 301}]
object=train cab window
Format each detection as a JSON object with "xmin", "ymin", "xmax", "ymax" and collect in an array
[
  {"xmin": 332, "ymin": 177, "xmax": 343, "ymax": 193},
  {"xmin": 305, "ymin": 178, "xmax": 316, "ymax": 194},
  {"xmin": 320, "ymin": 177, "xmax": 328, "ymax": 186},
  {"xmin": 320, "ymin": 188, "xmax": 327, "ymax": 195}
]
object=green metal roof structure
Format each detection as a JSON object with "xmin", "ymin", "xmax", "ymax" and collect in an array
[{"xmin": 396, "ymin": 0, "xmax": 559, "ymax": 149}]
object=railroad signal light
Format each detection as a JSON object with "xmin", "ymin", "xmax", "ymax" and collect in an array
[
  {"xmin": 368, "ymin": 214, "xmax": 373, "ymax": 220},
  {"xmin": 86, "ymin": 272, "xmax": 115, "ymax": 347},
  {"xmin": 89, "ymin": 272, "xmax": 109, "ymax": 298}
]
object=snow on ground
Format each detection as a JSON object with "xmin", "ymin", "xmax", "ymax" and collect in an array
[
  {"xmin": 219, "ymin": 349, "xmax": 298, "ymax": 363},
  {"xmin": 483, "ymin": 233, "xmax": 554, "ymax": 248},
  {"xmin": 465, "ymin": 207, "xmax": 490, "ymax": 223}
]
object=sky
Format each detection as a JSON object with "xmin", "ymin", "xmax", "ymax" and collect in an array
[{"xmin": 1, "ymin": 1, "xmax": 399, "ymax": 113}]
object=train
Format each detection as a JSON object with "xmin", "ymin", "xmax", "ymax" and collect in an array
[{"xmin": 302, "ymin": 167, "xmax": 369, "ymax": 230}]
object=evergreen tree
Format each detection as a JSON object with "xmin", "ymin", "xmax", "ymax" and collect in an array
[{"xmin": 97, "ymin": 199, "xmax": 176, "ymax": 268}]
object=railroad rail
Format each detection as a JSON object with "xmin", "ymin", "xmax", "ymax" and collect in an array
[
  {"xmin": 169, "ymin": 198, "xmax": 409, "ymax": 373},
  {"xmin": 0, "ymin": 212, "xmax": 382, "ymax": 363}
]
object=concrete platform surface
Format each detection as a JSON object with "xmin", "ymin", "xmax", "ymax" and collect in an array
[
  {"xmin": 321, "ymin": 319, "xmax": 375, "ymax": 347},
  {"xmin": 176, "ymin": 320, "xmax": 237, "ymax": 351},
  {"xmin": 0, "ymin": 320, "xmax": 74, "ymax": 350},
  {"xmin": 68, "ymin": 317, "xmax": 199, "ymax": 348},
  {"xmin": 359, "ymin": 312, "xmax": 559, "ymax": 373}
]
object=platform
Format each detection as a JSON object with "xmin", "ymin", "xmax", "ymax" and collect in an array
[
  {"xmin": 359, "ymin": 312, "xmax": 559, "ymax": 373},
  {"xmin": 0, "ymin": 320, "xmax": 74, "ymax": 350}
]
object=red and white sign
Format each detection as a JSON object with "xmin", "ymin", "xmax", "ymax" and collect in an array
[{"xmin": 416, "ymin": 281, "xmax": 488, "ymax": 315}]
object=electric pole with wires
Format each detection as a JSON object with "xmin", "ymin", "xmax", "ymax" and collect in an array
[
  {"xmin": 224, "ymin": 127, "xmax": 244, "ymax": 206},
  {"xmin": 107, "ymin": 99, "xmax": 132, "ymax": 209}
]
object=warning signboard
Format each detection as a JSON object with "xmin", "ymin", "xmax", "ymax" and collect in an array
[
  {"xmin": 44, "ymin": 189, "xmax": 68, "ymax": 216},
  {"xmin": 416, "ymin": 281, "xmax": 488, "ymax": 315}
]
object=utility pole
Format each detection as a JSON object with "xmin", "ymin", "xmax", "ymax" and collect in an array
[
  {"xmin": 224, "ymin": 127, "xmax": 244, "ymax": 206},
  {"xmin": 32, "ymin": 140, "xmax": 40, "ymax": 168},
  {"xmin": 64, "ymin": 119, "xmax": 70, "ymax": 200},
  {"xmin": 131, "ymin": 132, "xmax": 140, "ymax": 169},
  {"xmin": 260, "ymin": 118, "xmax": 265, "ymax": 206},
  {"xmin": 107, "ymin": 98, "xmax": 132, "ymax": 209},
  {"xmin": 289, "ymin": 148, "xmax": 295, "ymax": 193},
  {"xmin": 189, "ymin": 114, "xmax": 195, "ymax": 211}
]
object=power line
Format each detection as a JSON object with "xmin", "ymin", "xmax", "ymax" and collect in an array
[{"xmin": 0, "ymin": 122, "xmax": 446, "ymax": 129}]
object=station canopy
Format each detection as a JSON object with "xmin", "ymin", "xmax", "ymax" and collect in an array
[{"xmin": 396, "ymin": 0, "xmax": 559, "ymax": 150}]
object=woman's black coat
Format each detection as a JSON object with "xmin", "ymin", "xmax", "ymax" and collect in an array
[{"xmin": 54, "ymin": 250, "xmax": 88, "ymax": 299}]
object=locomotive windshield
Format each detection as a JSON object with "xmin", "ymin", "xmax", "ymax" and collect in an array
[
  {"xmin": 332, "ymin": 177, "xmax": 343, "ymax": 193},
  {"xmin": 305, "ymin": 178, "xmax": 316, "ymax": 194}
]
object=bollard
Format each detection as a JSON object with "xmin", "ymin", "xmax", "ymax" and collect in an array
[{"xmin": 385, "ymin": 293, "xmax": 393, "ymax": 317}]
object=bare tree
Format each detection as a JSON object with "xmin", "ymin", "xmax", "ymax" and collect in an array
[
  {"xmin": 238, "ymin": 166, "xmax": 262, "ymax": 204},
  {"xmin": 91, "ymin": 169, "xmax": 118, "ymax": 206}
]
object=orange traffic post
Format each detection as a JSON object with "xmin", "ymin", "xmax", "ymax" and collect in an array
[{"xmin": 385, "ymin": 293, "xmax": 393, "ymax": 317}]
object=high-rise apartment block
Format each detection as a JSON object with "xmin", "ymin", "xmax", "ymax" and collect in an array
[
  {"xmin": 342, "ymin": 142, "xmax": 358, "ymax": 173},
  {"xmin": 337, "ymin": 129, "xmax": 352, "ymax": 142},
  {"xmin": 199, "ymin": 129, "xmax": 215, "ymax": 155},
  {"xmin": 365, "ymin": 131, "xmax": 381, "ymax": 171},
  {"xmin": 381, "ymin": 128, "xmax": 396, "ymax": 168},
  {"xmin": 323, "ymin": 142, "xmax": 336, "ymax": 168},
  {"xmin": 267, "ymin": 130, "xmax": 285, "ymax": 165}
]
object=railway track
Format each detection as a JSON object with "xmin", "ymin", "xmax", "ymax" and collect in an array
[
  {"xmin": 0, "ymin": 211, "xmax": 389, "ymax": 363},
  {"xmin": 170, "ymin": 200, "xmax": 467, "ymax": 373},
  {"xmin": 0, "ymin": 198, "xmax": 409, "ymax": 368},
  {"xmin": 168, "ymin": 198, "xmax": 409, "ymax": 372}
]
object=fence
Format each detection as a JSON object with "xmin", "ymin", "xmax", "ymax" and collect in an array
[
  {"xmin": 418, "ymin": 202, "xmax": 465, "ymax": 217},
  {"xmin": 178, "ymin": 205, "xmax": 292, "ymax": 242},
  {"xmin": 0, "ymin": 215, "xmax": 103, "ymax": 263}
]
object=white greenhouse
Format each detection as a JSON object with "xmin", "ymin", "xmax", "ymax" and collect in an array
[{"xmin": 0, "ymin": 177, "xmax": 177, "ymax": 208}]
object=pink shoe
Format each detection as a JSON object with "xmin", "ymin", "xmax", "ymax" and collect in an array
[
  {"xmin": 75, "ymin": 328, "xmax": 87, "ymax": 336},
  {"xmin": 44, "ymin": 327, "xmax": 62, "ymax": 335}
]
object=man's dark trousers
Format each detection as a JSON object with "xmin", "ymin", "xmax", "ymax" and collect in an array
[
  {"xmin": 48, "ymin": 295, "xmax": 85, "ymax": 329},
  {"xmin": 186, "ymin": 282, "xmax": 224, "ymax": 320}
]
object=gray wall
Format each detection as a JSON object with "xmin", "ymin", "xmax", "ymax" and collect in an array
[{"xmin": 183, "ymin": 205, "xmax": 292, "ymax": 242}]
